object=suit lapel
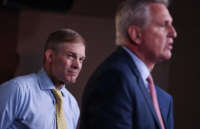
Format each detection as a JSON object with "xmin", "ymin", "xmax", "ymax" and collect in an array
[
  {"xmin": 157, "ymin": 87, "xmax": 168, "ymax": 129},
  {"xmin": 137, "ymin": 78, "xmax": 162, "ymax": 129},
  {"xmin": 116, "ymin": 47, "xmax": 162, "ymax": 129}
]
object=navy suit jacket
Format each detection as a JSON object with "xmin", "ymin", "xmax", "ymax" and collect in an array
[{"xmin": 80, "ymin": 47, "xmax": 174, "ymax": 129}]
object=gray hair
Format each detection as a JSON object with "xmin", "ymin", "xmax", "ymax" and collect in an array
[{"xmin": 115, "ymin": 0, "xmax": 169, "ymax": 45}]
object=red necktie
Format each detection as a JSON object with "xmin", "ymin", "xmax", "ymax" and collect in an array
[{"xmin": 147, "ymin": 75, "xmax": 165, "ymax": 129}]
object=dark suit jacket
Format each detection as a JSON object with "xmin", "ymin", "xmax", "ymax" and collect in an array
[{"xmin": 80, "ymin": 47, "xmax": 174, "ymax": 129}]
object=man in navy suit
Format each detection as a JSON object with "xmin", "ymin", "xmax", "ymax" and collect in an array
[{"xmin": 80, "ymin": 0, "xmax": 177, "ymax": 129}]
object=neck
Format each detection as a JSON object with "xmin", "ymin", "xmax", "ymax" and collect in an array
[
  {"xmin": 53, "ymin": 82, "xmax": 64, "ymax": 89},
  {"xmin": 44, "ymin": 65, "xmax": 64, "ymax": 89},
  {"xmin": 124, "ymin": 44, "xmax": 155, "ymax": 72}
]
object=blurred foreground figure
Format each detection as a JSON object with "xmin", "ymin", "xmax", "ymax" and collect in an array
[{"xmin": 80, "ymin": 0, "xmax": 177, "ymax": 129}]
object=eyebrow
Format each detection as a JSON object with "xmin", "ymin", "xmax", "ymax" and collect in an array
[{"xmin": 65, "ymin": 50, "xmax": 86, "ymax": 58}]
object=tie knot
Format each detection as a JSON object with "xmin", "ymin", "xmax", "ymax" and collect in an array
[
  {"xmin": 147, "ymin": 74, "xmax": 154, "ymax": 85},
  {"xmin": 52, "ymin": 89, "xmax": 63, "ymax": 102}
]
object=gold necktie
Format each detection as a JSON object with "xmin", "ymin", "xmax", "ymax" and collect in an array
[{"xmin": 52, "ymin": 89, "xmax": 67, "ymax": 129}]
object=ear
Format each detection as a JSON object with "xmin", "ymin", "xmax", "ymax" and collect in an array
[
  {"xmin": 44, "ymin": 49, "xmax": 54, "ymax": 63},
  {"xmin": 128, "ymin": 25, "xmax": 142, "ymax": 45}
]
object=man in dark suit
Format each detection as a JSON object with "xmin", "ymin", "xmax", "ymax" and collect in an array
[{"xmin": 80, "ymin": 0, "xmax": 177, "ymax": 129}]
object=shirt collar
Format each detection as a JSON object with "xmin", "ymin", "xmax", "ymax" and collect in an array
[
  {"xmin": 122, "ymin": 46, "xmax": 150, "ymax": 84},
  {"xmin": 37, "ymin": 68, "xmax": 66, "ymax": 96}
]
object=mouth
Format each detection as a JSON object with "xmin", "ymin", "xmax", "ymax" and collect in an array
[
  {"xmin": 68, "ymin": 70, "xmax": 79, "ymax": 76},
  {"xmin": 167, "ymin": 43, "xmax": 173, "ymax": 50},
  {"xmin": 167, "ymin": 39, "xmax": 174, "ymax": 50}
]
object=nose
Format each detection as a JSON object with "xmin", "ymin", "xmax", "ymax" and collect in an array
[
  {"xmin": 72, "ymin": 58, "xmax": 81, "ymax": 70},
  {"xmin": 168, "ymin": 25, "xmax": 177, "ymax": 38}
]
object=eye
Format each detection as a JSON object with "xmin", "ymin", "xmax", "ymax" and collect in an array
[
  {"xmin": 159, "ymin": 22, "xmax": 167, "ymax": 27},
  {"xmin": 79, "ymin": 57, "xmax": 86, "ymax": 63},
  {"xmin": 66, "ymin": 52, "xmax": 75, "ymax": 60},
  {"xmin": 160, "ymin": 20, "xmax": 173, "ymax": 28},
  {"xmin": 66, "ymin": 53, "xmax": 72, "ymax": 57}
]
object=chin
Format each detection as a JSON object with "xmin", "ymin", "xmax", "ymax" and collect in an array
[
  {"xmin": 70, "ymin": 80, "xmax": 76, "ymax": 84},
  {"xmin": 166, "ymin": 53, "xmax": 172, "ymax": 60},
  {"xmin": 157, "ymin": 55, "xmax": 171, "ymax": 63},
  {"xmin": 65, "ymin": 77, "xmax": 77, "ymax": 84},
  {"xmin": 162, "ymin": 51, "xmax": 172, "ymax": 60}
]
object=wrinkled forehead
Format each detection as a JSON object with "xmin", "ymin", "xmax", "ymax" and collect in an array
[{"xmin": 59, "ymin": 42, "xmax": 86, "ymax": 56}]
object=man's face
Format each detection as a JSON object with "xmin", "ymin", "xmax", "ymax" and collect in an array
[
  {"xmin": 50, "ymin": 42, "xmax": 86, "ymax": 84},
  {"xmin": 140, "ymin": 3, "xmax": 177, "ymax": 63}
]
